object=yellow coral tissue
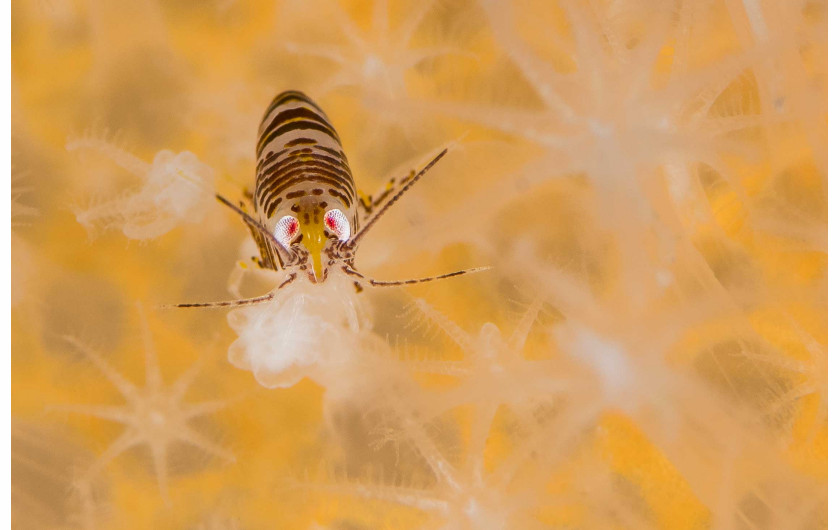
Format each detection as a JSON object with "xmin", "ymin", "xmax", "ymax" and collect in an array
[{"xmin": 11, "ymin": 0, "xmax": 827, "ymax": 528}]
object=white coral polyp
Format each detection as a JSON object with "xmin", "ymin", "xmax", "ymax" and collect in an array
[
  {"xmin": 71, "ymin": 143, "xmax": 216, "ymax": 240},
  {"xmin": 151, "ymin": 151, "xmax": 213, "ymax": 215},
  {"xmin": 226, "ymin": 278, "xmax": 370, "ymax": 389},
  {"xmin": 121, "ymin": 150, "xmax": 215, "ymax": 239}
]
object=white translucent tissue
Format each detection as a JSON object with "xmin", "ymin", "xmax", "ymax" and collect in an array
[
  {"xmin": 226, "ymin": 276, "xmax": 372, "ymax": 389},
  {"xmin": 69, "ymin": 139, "xmax": 216, "ymax": 240}
]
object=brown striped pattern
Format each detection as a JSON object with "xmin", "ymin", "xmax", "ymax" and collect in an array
[
  {"xmin": 251, "ymin": 91, "xmax": 360, "ymax": 270},
  {"xmin": 255, "ymin": 91, "xmax": 357, "ymax": 218}
]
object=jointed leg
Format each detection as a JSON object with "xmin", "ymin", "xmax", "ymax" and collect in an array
[{"xmin": 358, "ymin": 168, "xmax": 417, "ymax": 219}]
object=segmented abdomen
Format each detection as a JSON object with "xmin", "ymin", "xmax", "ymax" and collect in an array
[
  {"xmin": 250, "ymin": 91, "xmax": 358, "ymax": 270},
  {"xmin": 254, "ymin": 91, "xmax": 357, "ymax": 219}
]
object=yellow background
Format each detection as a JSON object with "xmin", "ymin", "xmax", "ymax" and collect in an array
[{"xmin": 12, "ymin": 0, "xmax": 826, "ymax": 528}]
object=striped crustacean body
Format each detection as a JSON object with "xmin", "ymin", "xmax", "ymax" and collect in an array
[
  {"xmin": 249, "ymin": 90, "xmax": 359, "ymax": 273},
  {"xmin": 174, "ymin": 90, "xmax": 487, "ymax": 308}
]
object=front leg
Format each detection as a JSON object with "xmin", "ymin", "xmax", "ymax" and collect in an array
[{"xmin": 357, "ymin": 168, "xmax": 416, "ymax": 220}]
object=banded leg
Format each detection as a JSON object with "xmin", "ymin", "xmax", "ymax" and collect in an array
[
  {"xmin": 358, "ymin": 168, "xmax": 417, "ymax": 219},
  {"xmin": 344, "ymin": 149, "xmax": 448, "ymax": 252}
]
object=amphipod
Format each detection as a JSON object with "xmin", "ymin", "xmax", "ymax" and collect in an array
[{"xmin": 178, "ymin": 91, "xmax": 484, "ymax": 308}]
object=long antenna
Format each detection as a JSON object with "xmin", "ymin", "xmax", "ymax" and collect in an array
[
  {"xmin": 214, "ymin": 194, "xmax": 293, "ymax": 265},
  {"xmin": 170, "ymin": 293, "xmax": 274, "ymax": 309},
  {"xmin": 343, "ymin": 149, "xmax": 448, "ymax": 251},
  {"xmin": 166, "ymin": 274, "xmax": 297, "ymax": 309},
  {"xmin": 342, "ymin": 264, "xmax": 490, "ymax": 287}
]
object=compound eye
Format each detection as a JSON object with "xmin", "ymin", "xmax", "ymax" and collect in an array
[
  {"xmin": 324, "ymin": 209, "xmax": 351, "ymax": 241},
  {"xmin": 274, "ymin": 215, "xmax": 299, "ymax": 248}
]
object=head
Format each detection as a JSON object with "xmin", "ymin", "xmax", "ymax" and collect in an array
[{"xmin": 272, "ymin": 197, "xmax": 352, "ymax": 282}]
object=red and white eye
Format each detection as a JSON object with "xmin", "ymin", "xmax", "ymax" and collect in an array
[
  {"xmin": 274, "ymin": 215, "xmax": 299, "ymax": 248},
  {"xmin": 324, "ymin": 209, "xmax": 351, "ymax": 241}
]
